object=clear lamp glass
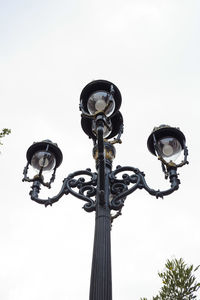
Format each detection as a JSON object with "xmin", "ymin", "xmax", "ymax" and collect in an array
[
  {"xmin": 157, "ymin": 137, "xmax": 182, "ymax": 163},
  {"xmin": 31, "ymin": 151, "xmax": 56, "ymax": 171},
  {"xmin": 87, "ymin": 91, "xmax": 115, "ymax": 116}
]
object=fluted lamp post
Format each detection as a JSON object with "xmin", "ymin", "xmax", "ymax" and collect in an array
[{"xmin": 23, "ymin": 80, "xmax": 188, "ymax": 300}]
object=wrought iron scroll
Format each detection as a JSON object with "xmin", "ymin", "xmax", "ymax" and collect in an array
[
  {"xmin": 64, "ymin": 169, "xmax": 97, "ymax": 212},
  {"xmin": 30, "ymin": 169, "xmax": 97, "ymax": 212},
  {"xmin": 109, "ymin": 165, "xmax": 181, "ymax": 211},
  {"xmin": 109, "ymin": 166, "xmax": 141, "ymax": 211}
]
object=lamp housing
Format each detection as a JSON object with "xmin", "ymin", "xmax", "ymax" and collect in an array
[
  {"xmin": 26, "ymin": 140, "xmax": 63, "ymax": 171},
  {"xmin": 80, "ymin": 79, "xmax": 122, "ymax": 117},
  {"xmin": 147, "ymin": 125, "xmax": 187, "ymax": 167},
  {"xmin": 81, "ymin": 111, "xmax": 123, "ymax": 141}
]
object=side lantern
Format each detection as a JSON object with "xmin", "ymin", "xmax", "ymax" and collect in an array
[
  {"xmin": 147, "ymin": 125, "xmax": 188, "ymax": 169},
  {"xmin": 23, "ymin": 140, "xmax": 63, "ymax": 187}
]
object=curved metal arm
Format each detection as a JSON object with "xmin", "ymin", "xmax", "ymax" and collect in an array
[
  {"xmin": 64, "ymin": 169, "xmax": 97, "ymax": 212},
  {"xmin": 109, "ymin": 166, "xmax": 181, "ymax": 211},
  {"xmin": 30, "ymin": 179, "xmax": 66, "ymax": 206},
  {"xmin": 29, "ymin": 169, "xmax": 97, "ymax": 212},
  {"xmin": 139, "ymin": 167, "xmax": 180, "ymax": 198}
]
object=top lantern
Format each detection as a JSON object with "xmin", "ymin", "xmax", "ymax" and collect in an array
[{"xmin": 80, "ymin": 79, "xmax": 122, "ymax": 118}]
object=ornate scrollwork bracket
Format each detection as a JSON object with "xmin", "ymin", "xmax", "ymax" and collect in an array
[
  {"xmin": 109, "ymin": 165, "xmax": 181, "ymax": 212},
  {"xmin": 109, "ymin": 166, "xmax": 141, "ymax": 211},
  {"xmin": 29, "ymin": 168, "xmax": 97, "ymax": 212}
]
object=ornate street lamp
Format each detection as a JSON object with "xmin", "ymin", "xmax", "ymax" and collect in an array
[{"xmin": 23, "ymin": 80, "xmax": 188, "ymax": 300}]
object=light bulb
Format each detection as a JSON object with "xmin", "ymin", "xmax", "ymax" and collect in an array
[
  {"xmin": 31, "ymin": 151, "xmax": 56, "ymax": 171},
  {"xmin": 39, "ymin": 157, "xmax": 50, "ymax": 168},
  {"xmin": 87, "ymin": 91, "xmax": 115, "ymax": 117},
  {"xmin": 95, "ymin": 99, "xmax": 107, "ymax": 111},
  {"xmin": 162, "ymin": 144, "xmax": 174, "ymax": 156},
  {"xmin": 157, "ymin": 137, "xmax": 182, "ymax": 163}
]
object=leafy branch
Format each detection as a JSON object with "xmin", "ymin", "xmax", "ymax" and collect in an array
[
  {"xmin": 141, "ymin": 258, "xmax": 200, "ymax": 300},
  {"xmin": 0, "ymin": 128, "xmax": 11, "ymax": 145}
]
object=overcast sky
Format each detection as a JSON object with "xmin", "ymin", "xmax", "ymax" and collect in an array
[{"xmin": 1, "ymin": 0, "xmax": 200, "ymax": 299}]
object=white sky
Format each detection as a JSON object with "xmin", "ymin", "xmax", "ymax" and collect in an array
[{"xmin": 1, "ymin": 0, "xmax": 200, "ymax": 299}]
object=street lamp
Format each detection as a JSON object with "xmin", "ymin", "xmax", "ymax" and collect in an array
[{"xmin": 23, "ymin": 80, "xmax": 188, "ymax": 300}]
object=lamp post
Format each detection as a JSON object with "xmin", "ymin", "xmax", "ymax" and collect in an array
[{"xmin": 23, "ymin": 80, "xmax": 188, "ymax": 300}]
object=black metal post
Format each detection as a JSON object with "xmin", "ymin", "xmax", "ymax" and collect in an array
[
  {"xmin": 89, "ymin": 115, "xmax": 112, "ymax": 300},
  {"xmin": 89, "ymin": 166, "xmax": 112, "ymax": 300}
]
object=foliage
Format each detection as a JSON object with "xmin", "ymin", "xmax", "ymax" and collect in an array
[
  {"xmin": 0, "ymin": 128, "xmax": 11, "ymax": 145},
  {"xmin": 141, "ymin": 258, "xmax": 200, "ymax": 300}
]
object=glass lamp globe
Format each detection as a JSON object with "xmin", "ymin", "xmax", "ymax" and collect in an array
[
  {"xmin": 31, "ymin": 151, "xmax": 56, "ymax": 171},
  {"xmin": 157, "ymin": 137, "xmax": 182, "ymax": 163},
  {"xmin": 87, "ymin": 91, "xmax": 115, "ymax": 117}
]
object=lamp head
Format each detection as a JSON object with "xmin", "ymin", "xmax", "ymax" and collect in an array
[
  {"xmin": 147, "ymin": 125, "xmax": 186, "ymax": 166},
  {"xmin": 26, "ymin": 140, "xmax": 63, "ymax": 172},
  {"xmin": 80, "ymin": 79, "xmax": 122, "ymax": 118}
]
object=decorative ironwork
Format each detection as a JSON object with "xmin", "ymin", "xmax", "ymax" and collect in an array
[
  {"xmin": 29, "ymin": 168, "xmax": 97, "ymax": 212},
  {"xmin": 64, "ymin": 169, "xmax": 97, "ymax": 212},
  {"xmin": 27, "ymin": 164, "xmax": 181, "ymax": 214},
  {"xmin": 109, "ymin": 165, "xmax": 181, "ymax": 211},
  {"xmin": 109, "ymin": 166, "xmax": 141, "ymax": 211}
]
